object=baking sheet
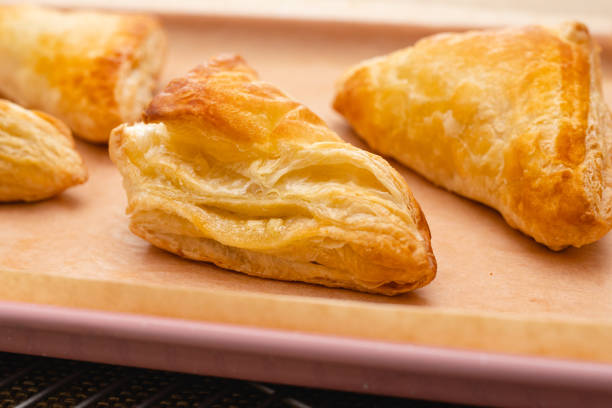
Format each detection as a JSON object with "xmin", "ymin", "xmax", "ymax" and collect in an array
[
  {"xmin": 1, "ymin": 15, "xmax": 611, "ymax": 363},
  {"xmin": 2, "ymin": 300, "xmax": 611, "ymax": 407}
]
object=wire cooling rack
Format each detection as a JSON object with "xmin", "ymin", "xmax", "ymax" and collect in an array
[{"xmin": 0, "ymin": 352, "xmax": 465, "ymax": 407}]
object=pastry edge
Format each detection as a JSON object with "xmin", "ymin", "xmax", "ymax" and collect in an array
[{"xmin": 130, "ymin": 223, "xmax": 436, "ymax": 296}]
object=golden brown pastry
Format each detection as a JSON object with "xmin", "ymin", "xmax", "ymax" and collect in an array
[
  {"xmin": 0, "ymin": 5, "xmax": 166, "ymax": 143},
  {"xmin": 0, "ymin": 99, "xmax": 87, "ymax": 202},
  {"xmin": 110, "ymin": 55, "xmax": 436, "ymax": 295},
  {"xmin": 334, "ymin": 22, "xmax": 612, "ymax": 250}
]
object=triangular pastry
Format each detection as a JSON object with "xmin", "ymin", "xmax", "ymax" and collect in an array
[
  {"xmin": 110, "ymin": 55, "xmax": 436, "ymax": 295},
  {"xmin": 333, "ymin": 22, "xmax": 612, "ymax": 250},
  {"xmin": 0, "ymin": 5, "xmax": 166, "ymax": 143},
  {"xmin": 0, "ymin": 99, "xmax": 87, "ymax": 202}
]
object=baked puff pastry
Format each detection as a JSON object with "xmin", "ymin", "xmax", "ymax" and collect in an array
[
  {"xmin": 334, "ymin": 22, "xmax": 612, "ymax": 250},
  {"xmin": 0, "ymin": 5, "xmax": 166, "ymax": 143},
  {"xmin": 109, "ymin": 55, "xmax": 436, "ymax": 295},
  {"xmin": 0, "ymin": 99, "xmax": 87, "ymax": 202}
]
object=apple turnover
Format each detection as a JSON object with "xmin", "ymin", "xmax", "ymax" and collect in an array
[
  {"xmin": 0, "ymin": 5, "xmax": 166, "ymax": 143},
  {"xmin": 110, "ymin": 55, "xmax": 436, "ymax": 295},
  {"xmin": 334, "ymin": 22, "xmax": 612, "ymax": 250},
  {"xmin": 0, "ymin": 99, "xmax": 87, "ymax": 202}
]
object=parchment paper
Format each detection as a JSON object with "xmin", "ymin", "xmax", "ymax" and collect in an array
[{"xmin": 1, "ymin": 16, "xmax": 611, "ymax": 362}]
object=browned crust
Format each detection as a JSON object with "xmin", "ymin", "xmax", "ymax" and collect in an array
[
  {"xmin": 0, "ymin": 6, "xmax": 166, "ymax": 143},
  {"xmin": 144, "ymin": 54, "xmax": 327, "ymax": 144},
  {"xmin": 111, "ymin": 54, "xmax": 437, "ymax": 295},
  {"xmin": 333, "ymin": 22, "xmax": 612, "ymax": 250},
  {"xmin": 145, "ymin": 55, "xmax": 257, "ymax": 122},
  {"xmin": 35, "ymin": 14, "xmax": 163, "ymax": 143},
  {"xmin": 501, "ymin": 23, "xmax": 609, "ymax": 249}
]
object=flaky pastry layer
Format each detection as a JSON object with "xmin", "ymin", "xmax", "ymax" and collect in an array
[
  {"xmin": 0, "ymin": 99, "xmax": 87, "ymax": 201},
  {"xmin": 110, "ymin": 55, "xmax": 436, "ymax": 295},
  {"xmin": 334, "ymin": 22, "xmax": 612, "ymax": 250},
  {"xmin": 0, "ymin": 5, "xmax": 166, "ymax": 143}
]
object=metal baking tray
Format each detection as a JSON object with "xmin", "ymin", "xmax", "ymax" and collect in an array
[{"xmin": 1, "ymin": 5, "xmax": 611, "ymax": 407}]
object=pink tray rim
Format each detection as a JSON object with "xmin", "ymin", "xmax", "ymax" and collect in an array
[{"xmin": 0, "ymin": 299, "xmax": 610, "ymax": 389}]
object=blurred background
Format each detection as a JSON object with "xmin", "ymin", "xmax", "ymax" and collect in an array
[{"xmin": 24, "ymin": 0, "xmax": 612, "ymax": 34}]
